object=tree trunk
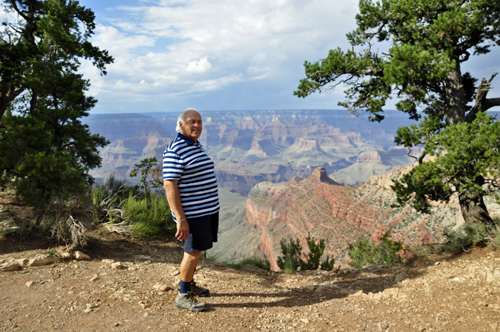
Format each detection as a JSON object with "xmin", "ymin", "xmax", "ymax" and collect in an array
[
  {"xmin": 458, "ymin": 187, "xmax": 494, "ymax": 227},
  {"xmin": 443, "ymin": 66, "xmax": 466, "ymax": 125}
]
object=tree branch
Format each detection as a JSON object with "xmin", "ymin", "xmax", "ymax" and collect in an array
[{"xmin": 466, "ymin": 73, "xmax": 499, "ymax": 122}]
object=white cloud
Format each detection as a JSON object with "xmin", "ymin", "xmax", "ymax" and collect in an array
[
  {"xmin": 82, "ymin": 0, "xmax": 359, "ymax": 106},
  {"xmin": 187, "ymin": 57, "xmax": 212, "ymax": 73}
]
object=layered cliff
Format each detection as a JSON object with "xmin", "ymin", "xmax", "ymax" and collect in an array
[{"xmin": 215, "ymin": 166, "xmax": 499, "ymax": 271}]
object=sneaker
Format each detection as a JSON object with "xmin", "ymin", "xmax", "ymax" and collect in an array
[
  {"xmin": 174, "ymin": 291, "xmax": 206, "ymax": 312},
  {"xmin": 178, "ymin": 281, "xmax": 210, "ymax": 297},
  {"xmin": 190, "ymin": 281, "xmax": 210, "ymax": 297}
]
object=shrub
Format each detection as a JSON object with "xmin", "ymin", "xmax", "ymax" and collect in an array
[
  {"xmin": 122, "ymin": 192, "xmax": 174, "ymax": 238},
  {"xmin": 443, "ymin": 222, "xmax": 494, "ymax": 252},
  {"xmin": 277, "ymin": 235, "xmax": 338, "ymax": 273},
  {"xmin": 348, "ymin": 231, "xmax": 405, "ymax": 268},
  {"xmin": 277, "ymin": 237, "xmax": 302, "ymax": 274},
  {"xmin": 91, "ymin": 175, "xmax": 140, "ymax": 224}
]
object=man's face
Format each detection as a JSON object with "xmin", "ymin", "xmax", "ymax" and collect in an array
[{"xmin": 179, "ymin": 110, "xmax": 202, "ymax": 142}]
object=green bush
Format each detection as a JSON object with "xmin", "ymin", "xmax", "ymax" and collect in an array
[
  {"xmin": 92, "ymin": 175, "xmax": 141, "ymax": 224},
  {"xmin": 443, "ymin": 222, "xmax": 492, "ymax": 252},
  {"xmin": 122, "ymin": 192, "xmax": 174, "ymax": 238},
  {"xmin": 277, "ymin": 235, "xmax": 338, "ymax": 273},
  {"xmin": 348, "ymin": 231, "xmax": 405, "ymax": 268},
  {"xmin": 277, "ymin": 237, "xmax": 302, "ymax": 274}
]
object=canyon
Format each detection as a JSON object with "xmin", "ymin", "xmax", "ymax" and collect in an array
[
  {"xmin": 211, "ymin": 166, "xmax": 500, "ymax": 270},
  {"xmin": 84, "ymin": 109, "xmax": 499, "ymax": 269},
  {"xmin": 84, "ymin": 109, "xmax": 418, "ymax": 193}
]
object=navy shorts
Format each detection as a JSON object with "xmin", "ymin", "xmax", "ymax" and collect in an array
[{"xmin": 182, "ymin": 212, "xmax": 219, "ymax": 253}]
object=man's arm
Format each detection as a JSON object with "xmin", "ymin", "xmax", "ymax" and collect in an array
[{"xmin": 163, "ymin": 179, "xmax": 189, "ymax": 241}]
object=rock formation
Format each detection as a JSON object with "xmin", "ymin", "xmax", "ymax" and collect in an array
[{"xmin": 213, "ymin": 166, "xmax": 500, "ymax": 271}]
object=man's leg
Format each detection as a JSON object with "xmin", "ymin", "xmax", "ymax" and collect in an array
[
  {"xmin": 175, "ymin": 251, "xmax": 206, "ymax": 312},
  {"xmin": 180, "ymin": 251, "xmax": 202, "ymax": 287}
]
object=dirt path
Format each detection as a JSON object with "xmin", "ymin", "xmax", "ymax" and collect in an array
[{"xmin": 1, "ymin": 226, "xmax": 500, "ymax": 332}]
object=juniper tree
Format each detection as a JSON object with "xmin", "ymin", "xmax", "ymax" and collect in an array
[
  {"xmin": 295, "ymin": 0, "xmax": 500, "ymax": 225},
  {"xmin": 0, "ymin": 0, "xmax": 113, "ymax": 211}
]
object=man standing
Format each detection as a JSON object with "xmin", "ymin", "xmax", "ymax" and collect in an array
[{"xmin": 163, "ymin": 108, "xmax": 219, "ymax": 312}]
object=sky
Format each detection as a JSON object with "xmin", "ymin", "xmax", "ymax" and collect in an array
[{"xmin": 6, "ymin": 0, "xmax": 500, "ymax": 114}]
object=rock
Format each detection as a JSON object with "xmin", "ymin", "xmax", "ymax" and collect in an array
[
  {"xmin": 304, "ymin": 285, "xmax": 316, "ymax": 291},
  {"xmin": 0, "ymin": 261, "xmax": 21, "ymax": 272},
  {"xmin": 153, "ymin": 284, "xmax": 171, "ymax": 292},
  {"xmin": 300, "ymin": 318, "xmax": 309, "ymax": 324},
  {"xmin": 163, "ymin": 284, "xmax": 173, "ymax": 291},
  {"xmin": 450, "ymin": 277, "xmax": 461, "ymax": 282},
  {"xmin": 74, "ymin": 251, "xmax": 90, "ymax": 261},
  {"xmin": 490, "ymin": 322, "xmax": 498, "ymax": 330},
  {"xmin": 170, "ymin": 270, "xmax": 180, "ymax": 277},
  {"xmin": 15, "ymin": 258, "xmax": 27, "ymax": 266},
  {"xmin": 114, "ymin": 323, "xmax": 120, "ymax": 327},
  {"xmin": 138, "ymin": 301, "xmax": 150, "ymax": 309},
  {"xmin": 102, "ymin": 259, "xmax": 115, "ymax": 264},
  {"xmin": 486, "ymin": 271, "xmax": 496, "ymax": 284},
  {"xmin": 111, "ymin": 262, "xmax": 123, "ymax": 270},
  {"xmin": 90, "ymin": 275, "xmax": 100, "ymax": 282},
  {"xmin": 383, "ymin": 288, "xmax": 399, "ymax": 298},
  {"xmin": 348, "ymin": 290, "xmax": 363, "ymax": 297},
  {"xmin": 28, "ymin": 254, "xmax": 60, "ymax": 267},
  {"xmin": 25, "ymin": 281, "xmax": 34, "ymax": 288},
  {"xmin": 60, "ymin": 252, "xmax": 72, "ymax": 259}
]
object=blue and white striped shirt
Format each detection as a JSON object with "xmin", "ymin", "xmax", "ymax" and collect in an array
[{"xmin": 163, "ymin": 133, "xmax": 219, "ymax": 221}]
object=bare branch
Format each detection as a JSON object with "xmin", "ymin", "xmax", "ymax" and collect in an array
[{"xmin": 467, "ymin": 73, "xmax": 499, "ymax": 122}]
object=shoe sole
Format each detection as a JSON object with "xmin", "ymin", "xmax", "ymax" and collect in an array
[{"xmin": 175, "ymin": 304, "xmax": 206, "ymax": 312}]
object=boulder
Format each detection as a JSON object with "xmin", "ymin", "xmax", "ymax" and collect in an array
[
  {"xmin": 28, "ymin": 254, "xmax": 60, "ymax": 267},
  {"xmin": 74, "ymin": 251, "xmax": 90, "ymax": 261},
  {"xmin": 0, "ymin": 261, "xmax": 21, "ymax": 272}
]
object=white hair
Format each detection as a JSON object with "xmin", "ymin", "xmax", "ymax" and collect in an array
[{"xmin": 176, "ymin": 108, "xmax": 199, "ymax": 133}]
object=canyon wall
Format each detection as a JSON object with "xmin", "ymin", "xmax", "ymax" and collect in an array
[{"xmin": 214, "ymin": 166, "xmax": 500, "ymax": 271}]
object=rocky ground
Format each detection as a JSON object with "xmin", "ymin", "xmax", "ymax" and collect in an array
[{"xmin": 1, "ymin": 223, "xmax": 500, "ymax": 332}]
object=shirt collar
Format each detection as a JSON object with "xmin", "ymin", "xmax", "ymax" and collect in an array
[{"xmin": 177, "ymin": 133, "xmax": 202, "ymax": 147}]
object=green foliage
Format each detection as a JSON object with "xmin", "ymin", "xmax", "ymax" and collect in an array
[
  {"xmin": 47, "ymin": 249, "xmax": 58, "ymax": 258},
  {"xmin": 392, "ymin": 112, "xmax": 500, "ymax": 219},
  {"xmin": 0, "ymin": 0, "xmax": 113, "ymax": 212},
  {"xmin": 277, "ymin": 235, "xmax": 338, "ymax": 273},
  {"xmin": 130, "ymin": 157, "xmax": 163, "ymax": 194},
  {"xmin": 277, "ymin": 237, "xmax": 302, "ymax": 274},
  {"xmin": 92, "ymin": 175, "xmax": 140, "ymax": 224},
  {"xmin": 91, "ymin": 175, "xmax": 173, "ymax": 239},
  {"xmin": 442, "ymin": 223, "xmax": 488, "ymax": 252},
  {"xmin": 295, "ymin": 0, "xmax": 500, "ymax": 121},
  {"xmin": 295, "ymin": 0, "xmax": 500, "ymax": 226},
  {"xmin": 122, "ymin": 192, "xmax": 174, "ymax": 239},
  {"xmin": 348, "ymin": 231, "xmax": 405, "ymax": 268}
]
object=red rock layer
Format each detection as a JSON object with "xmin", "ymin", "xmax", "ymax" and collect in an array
[{"xmin": 243, "ymin": 167, "xmax": 467, "ymax": 270}]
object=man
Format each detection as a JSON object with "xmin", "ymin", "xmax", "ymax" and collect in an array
[{"xmin": 163, "ymin": 108, "xmax": 219, "ymax": 312}]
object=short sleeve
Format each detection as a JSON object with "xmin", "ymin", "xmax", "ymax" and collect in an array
[{"xmin": 163, "ymin": 149, "xmax": 185, "ymax": 180}]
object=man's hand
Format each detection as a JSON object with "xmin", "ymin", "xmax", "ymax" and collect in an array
[{"xmin": 175, "ymin": 220, "xmax": 190, "ymax": 241}]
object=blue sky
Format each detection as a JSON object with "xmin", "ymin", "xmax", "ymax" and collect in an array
[{"xmin": 72, "ymin": 1, "xmax": 500, "ymax": 114}]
